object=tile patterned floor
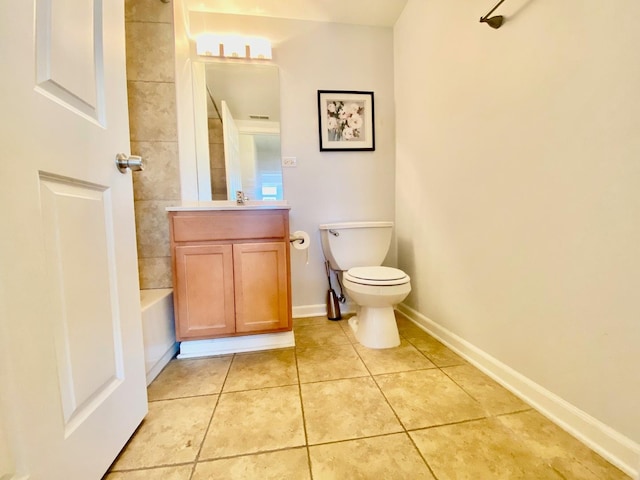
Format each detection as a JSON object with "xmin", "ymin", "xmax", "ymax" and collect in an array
[{"xmin": 105, "ymin": 315, "xmax": 630, "ymax": 480}]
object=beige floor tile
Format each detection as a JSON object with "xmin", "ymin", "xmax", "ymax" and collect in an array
[
  {"xmin": 375, "ymin": 369, "xmax": 485, "ymax": 429},
  {"xmin": 354, "ymin": 339, "xmax": 436, "ymax": 375},
  {"xmin": 301, "ymin": 377, "xmax": 402, "ymax": 444},
  {"xmin": 110, "ymin": 396, "xmax": 216, "ymax": 470},
  {"xmin": 294, "ymin": 322, "xmax": 351, "ymax": 348},
  {"xmin": 293, "ymin": 316, "xmax": 334, "ymax": 328},
  {"xmin": 223, "ymin": 348, "xmax": 298, "ymax": 392},
  {"xmin": 396, "ymin": 315, "xmax": 428, "ymax": 337},
  {"xmin": 199, "ymin": 385, "xmax": 305, "ymax": 459},
  {"xmin": 498, "ymin": 410, "xmax": 632, "ymax": 480},
  {"xmin": 111, "ymin": 319, "xmax": 632, "ymax": 480},
  {"xmin": 192, "ymin": 448, "xmax": 311, "ymax": 480},
  {"xmin": 402, "ymin": 333, "xmax": 466, "ymax": 367},
  {"xmin": 309, "ymin": 433, "xmax": 435, "ymax": 479},
  {"xmin": 442, "ymin": 364, "xmax": 530, "ymax": 416},
  {"xmin": 297, "ymin": 343, "xmax": 369, "ymax": 383},
  {"xmin": 338, "ymin": 316, "xmax": 358, "ymax": 343},
  {"xmin": 147, "ymin": 356, "xmax": 232, "ymax": 401},
  {"xmin": 104, "ymin": 465, "xmax": 193, "ymax": 480},
  {"xmin": 410, "ymin": 417, "xmax": 559, "ymax": 480}
]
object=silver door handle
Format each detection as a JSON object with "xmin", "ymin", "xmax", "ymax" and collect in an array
[{"xmin": 115, "ymin": 153, "xmax": 144, "ymax": 173}]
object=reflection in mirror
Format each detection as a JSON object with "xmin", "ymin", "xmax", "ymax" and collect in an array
[{"xmin": 193, "ymin": 62, "xmax": 283, "ymax": 201}]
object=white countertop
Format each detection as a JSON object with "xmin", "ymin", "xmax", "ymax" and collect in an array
[{"xmin": 166, "ymin": 200, "xmax": 291, "ymax": 211}]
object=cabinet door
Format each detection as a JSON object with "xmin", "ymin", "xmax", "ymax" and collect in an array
[
  {"xmin": 174, "ymin": 244, "xmax": 236, "ymax": 340},
  {"xmin": 233, "ymin": 242, "xmax": 291, "ymax": 334}
]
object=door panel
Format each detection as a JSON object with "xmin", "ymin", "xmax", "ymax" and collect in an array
[
  {"xmin": 35, "ymin": 0, "xmax": 104, "ymax": 123},
  {"xmin": 39, "ymin": 175, "xmax": 125, "ymax": 432}
]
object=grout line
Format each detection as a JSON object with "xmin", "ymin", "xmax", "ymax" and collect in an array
[
  {"xmin": 147, "ymin": 392, "xmax": 219, "ymax": 403},
  {"xmin": 130, "ymin": 139, "xmax": 178, "ymax": 145},
  {"xmin": 127, "ymin": 79, "xmax": 175, "ymax": 86},
  {"xmin": 405, "ymin": 433, "xmax": 440, "ymax": 480},
  {"xmin": 125, "ymin": 19, "xmax": 173, "ymax": 26},
  {"xmin": 189, "ymin": 446, "xmax": 309, "ymax": 465},
  {"xmin": 221, "ymin": 378, "xmax": 300, "ymax": 392},
  {"xmin": 186, "ymin": 353, "xmax": 235, "ymax": 480},
  {"xmin": 493, "ymin": 406, "xmax": 535, "ymax": 417},
  {"xmin": 107, "ymin": 461, "xmax": 195, "ymax": 474},
  {"xmin": 358, "ymin": 341, "xmax": 439, "ymax": 477},
  {"xmin": 306, "ymin": 431, "xmax": 414, "ymax": 448},
  {"xmin": 437, "ymin": 363, "xmax": 497, "ymax": 420},
  {"xmin": 437, "ymin": 361, "xmax": 535, "ymax": 420},
  {"xmin": 293, "ymin": 347, "xmax": 314, "ymax": 480},
  {"xmin": 406, "ymin": 415, "xmax": 494, "ymax": 432}
]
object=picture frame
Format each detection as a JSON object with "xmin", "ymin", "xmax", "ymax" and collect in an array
[{"xmin": 317, "ymin": 90, "xmax": 375, "ymax": 151}]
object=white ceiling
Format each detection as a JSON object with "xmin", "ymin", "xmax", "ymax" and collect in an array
[
  {"xmin": 185, "ymin": 0, "xmax": 408, "ymax": 27},
  {"xmin": 194, "ymin": 0, "xmax": 409, "ymax": 122}
]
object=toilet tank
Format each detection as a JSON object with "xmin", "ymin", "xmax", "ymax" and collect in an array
[{"xmin": 319, "ymin": 221, "xmax": 393, "ymax": 270}]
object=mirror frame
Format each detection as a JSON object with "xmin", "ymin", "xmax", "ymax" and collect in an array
[{"xmin": 173, "ymin": 0, "xmax": 284, "ymax": 203}]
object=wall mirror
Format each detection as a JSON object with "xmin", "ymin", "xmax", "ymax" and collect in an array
[{"xmin": 192, "ymin": 61, "xmax": 283, "ymax": 201}]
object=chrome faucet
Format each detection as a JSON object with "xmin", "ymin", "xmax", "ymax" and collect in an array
[{"xmin": 236, "ymin": 190, "xmax": 249, "ymax": 204}]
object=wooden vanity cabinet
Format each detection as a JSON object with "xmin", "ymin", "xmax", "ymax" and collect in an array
[{"xmin": 169, "ymin": 209, "xmax": 292, "ymax": 341}]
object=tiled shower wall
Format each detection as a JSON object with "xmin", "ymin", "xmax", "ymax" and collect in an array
[
  {"xmin": 125, "ymin": 0, "xmax": 180, "ymax": 289},
  {"xmin": 208, "ymin": 118, "xmax": 227, "ymax": 200}
]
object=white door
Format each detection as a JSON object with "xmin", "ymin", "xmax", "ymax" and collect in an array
[
  {"xmin": 222, "ymin": 100, "xmax": 243, "ymax": 198},
  {"xmin": 0, "ymin": 1, "xmax": 147, "ymax": 479}
]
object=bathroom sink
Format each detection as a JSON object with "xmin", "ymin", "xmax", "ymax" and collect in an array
[{"xmin": 166, "ymin": 200, "xmax": 290, "ymax": 211}]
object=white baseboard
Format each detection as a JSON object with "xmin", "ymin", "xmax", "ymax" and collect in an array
[
  {"xmin": 396, "ymin": 303, "xmax": 640, "ymax": 478},
  {"xmin": 292, "ymin": 304, "xmax": 327, "ymax": 318},
  {"xmin": 145, "ymin": 342, "xmax": 179, "ymax": 386},
  {"xmin": 293, "ymin": 302, "xmax": 355, "ymax": 318},
  {"xmin": 177, "ymin": 331, "xmax": 296, "ymax": 358}
]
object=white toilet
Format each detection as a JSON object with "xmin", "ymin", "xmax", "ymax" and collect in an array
[{"xmin": 319, "ymin": 221, "xmax": 411, "ymax": 349}]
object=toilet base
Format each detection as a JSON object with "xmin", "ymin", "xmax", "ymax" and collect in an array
[{"xmin": 348, "ymin": 306, "xmax": 400, "ymax": 349}]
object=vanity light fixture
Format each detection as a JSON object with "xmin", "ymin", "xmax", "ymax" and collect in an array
[{"xmin": 196, "ymin": 34, "xmax": 272, "ymax": 60}]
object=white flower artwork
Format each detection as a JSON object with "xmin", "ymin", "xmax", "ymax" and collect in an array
[
  {"xmin": 325, "ymin": 101, "xmax": 365, "ymax": 141},
  {"xmin": 317, "ymin": 91, "xmax": 375, "ymax": 151}
]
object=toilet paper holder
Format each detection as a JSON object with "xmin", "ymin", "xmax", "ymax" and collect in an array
[
  {"xmin": 289, "ymin": 231, "xmax": 310, "ymax": 264},
  {"xmin": 289, "ymin": 234, "xmax": 306, "ymax": 245}
]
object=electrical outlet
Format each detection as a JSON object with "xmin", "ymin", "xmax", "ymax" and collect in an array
[{"xmin": 282, "ymin": 156, "xmax": 297, "ymax": 167}]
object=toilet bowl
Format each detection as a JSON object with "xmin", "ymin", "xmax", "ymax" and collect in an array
[
  {"xmin": 343, "ymin": 266, "xmax": 411, "ymax": 349},
  {"xmin": 319, "ymin": 222, "xmax": 411, "ymax": 349}
]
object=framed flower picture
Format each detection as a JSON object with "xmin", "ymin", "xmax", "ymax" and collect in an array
[{"xmin": 317, "ymin": 90, "xmax": 375, "ymax": 151}]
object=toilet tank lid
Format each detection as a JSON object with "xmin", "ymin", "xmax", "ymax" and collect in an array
[{"xmin": 319, "ymin": 221, "xmax": 393, "ymax": 230}]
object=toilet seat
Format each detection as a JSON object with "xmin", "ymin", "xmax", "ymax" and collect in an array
[{"xmin": 344, "ymin": 266, "xmax": 410, "ymax": 286}]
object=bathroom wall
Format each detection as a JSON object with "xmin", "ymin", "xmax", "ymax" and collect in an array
[
  {"xmin": 189, "ymin": 13, "xmax": 396, "ymax": 312},
  {"xmin": 0, "ymin": 416, "xmax": 12, "ymax": 479},
  {"xmin": 394, "ymin": 0, "xmax": 640, "ymax": 470},
  {"xmin": 125, "ymin": 0, "xmax": 181, "ymax": 289}
]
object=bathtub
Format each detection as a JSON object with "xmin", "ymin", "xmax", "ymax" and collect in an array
[{"xmin": 140, "ymin": 288, "xmax": 178, "ymax": 385}]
